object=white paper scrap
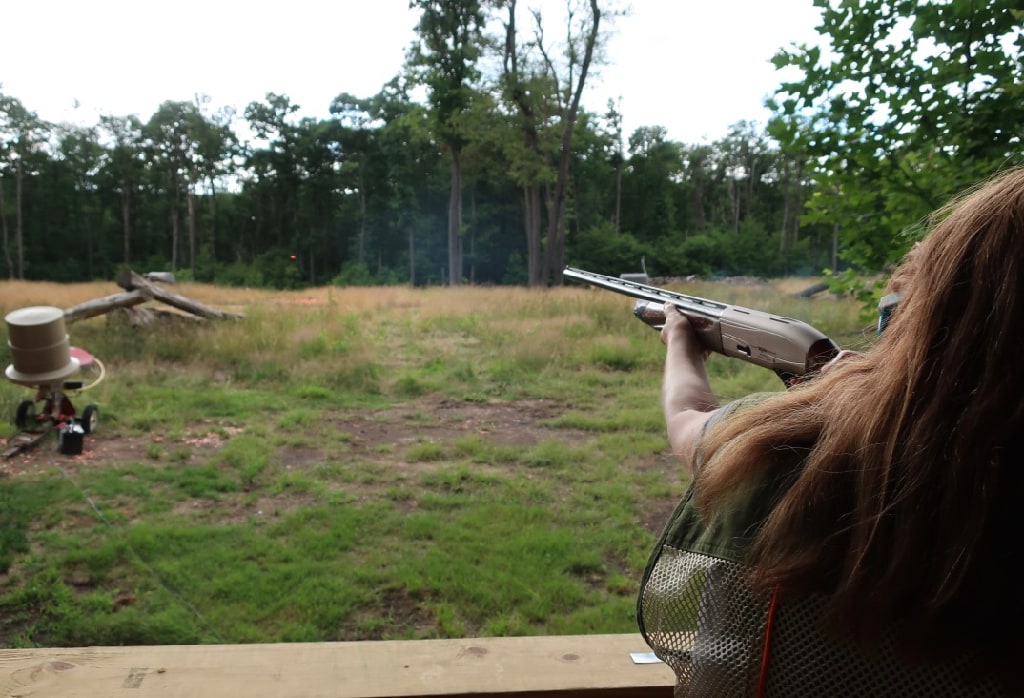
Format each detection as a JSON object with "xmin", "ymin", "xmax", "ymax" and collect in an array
[{"xmin": 630, "ymin": 652, "xmax": 663, "ymax": 664}]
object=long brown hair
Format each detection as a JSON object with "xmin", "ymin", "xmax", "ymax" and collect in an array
[{"xmin": 697, "ymin": 168, "xmax": 1024, "ymax": 672}]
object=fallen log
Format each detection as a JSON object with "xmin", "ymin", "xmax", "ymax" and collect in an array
[
  {"xmin": 64, "ymin": 290, "xmax": 152, "ymax": 325},
  {"xmin": 796, "ymin": 282, "xmax": 831, "ymax": 298},
  {"xmin": 112, "ymin": 305, "xmax": 206, "ymax": 327},
  {"xmin": 116, "ymin": 269, "xmax": 243, "ymax": 320}
]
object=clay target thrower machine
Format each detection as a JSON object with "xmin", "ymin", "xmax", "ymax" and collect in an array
[{"xmin": 4, "ymin": 306, "xmax": 104, "ymax": 457}]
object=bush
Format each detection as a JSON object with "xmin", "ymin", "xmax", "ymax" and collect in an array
[
  {"xmin": 652, "ymin": 234, "xmax": 720, "ymax": 277},
  {"xmin": 565, "ymin": 222, "xmax": 649, "ymax": 273},
  {"xmin": 332, "ymin": 261, "xmax": 374, "ymax": 287}
]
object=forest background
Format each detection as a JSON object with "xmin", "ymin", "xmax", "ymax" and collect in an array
[{"xmin": 1, "ymin": 0, "xmax": 1022, "ymax": 291}]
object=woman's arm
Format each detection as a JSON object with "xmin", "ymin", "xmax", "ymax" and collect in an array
[{"xmin": 661, "ymin": 305, "xmax": 722, "ymax": 476}]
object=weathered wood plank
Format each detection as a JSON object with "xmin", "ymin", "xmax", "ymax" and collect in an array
[{"xmin": 0, "ymin": 634, "xmax": 674, "ymax": 698}]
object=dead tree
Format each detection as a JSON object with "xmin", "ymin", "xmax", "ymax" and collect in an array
[{"xmin": 115, "ymin": 269, "xmax": 243, "ymax": 321}]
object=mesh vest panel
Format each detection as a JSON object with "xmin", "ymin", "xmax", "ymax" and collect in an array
[
  {"xmin": 640, "ymin": 546, "xmax": 767, "ymax": 696},
  {"xmin": 766, "ymin": 593, "xmax": 1008, "ymax": 697},
  {"xmin": 640, "ymin": 546, "xmax": 1010, "ymax": 697}
]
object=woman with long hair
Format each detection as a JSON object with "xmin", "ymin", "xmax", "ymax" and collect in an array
[{"xmin": 638, "ymin": 168, "xmax": 1024, "ymax": 696}]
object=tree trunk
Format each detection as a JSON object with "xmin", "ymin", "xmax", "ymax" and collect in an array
[
  {"xmin": 540, "ymin": 0, "xmax": 601, "ymax": 286},
  {"xmin": 502, "ymin": 0, "xmax": 549, "ymax": 287},
  {"xmin": 207, "ymin": 178, "xmax": 218, "ymax": 269},
  {"xmin": 693, "ymin": 179, "xmax": 706, "ymax": 233},
  {"xmin": 448, "ymin": 146, "xmax": 463, "ymax": 286},
  {"xmin": 85, "ymin": 192, "xmax": 95, "ymax": 279},
  {"xmin": 15, "ymin": 158, "xmax": 24, "ymax": 279},
  {"xmin": 170, "ymin": 175, "xmax": 181, "ymax": 273},
  {"xmin": 469, "ymin": 187, "xmax": 476, "ymax": 283},
  {"xmin": 408, "ymin": 226, "xmax": 416, "ymax": 287},
  {"xmin": 780, "ymin": 161, "xmax": 803, "ymax": 261},
  {"xmin": 121, "ymin": 186, "xmax": 133, "ymax": 264},
  {"xmin": 614, "ymin": 153, "xmax": 622, "ymax": 235},
  {"xmin": 728, "ymin": 178, "xmax": 740, "ymax": 235},
  {"xmin": 358, "ymin": 174, "xmax": 367, "ymax": 265},
  {"xmin": 542, "ymin": 176, "xmax": 567, "ymax": 284},
  {"xmin": 0, "ymin": 176, "xmax": 12, "ymax": 279},
  {"xmin": 188, "ymin": 189, "xmax": 198, "ymax": 275},
  {"xmin": 64, "ymin": 290, "xmax": 152, "ymax": 324},
  {"xmin": 832, "ymin": 222, "xmax": 840, "ymax": 271},
  {"xmin": 524, "ymin": 186, "xmax": 543, "ymax": 286}
]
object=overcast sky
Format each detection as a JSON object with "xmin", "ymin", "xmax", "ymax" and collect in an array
[{"xmin": 0, "ymin": 0, "xmax": 823, "ymax": 145}]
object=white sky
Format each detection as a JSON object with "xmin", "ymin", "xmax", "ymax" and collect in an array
[{"xmin": 0, "ymin": 0, "xmax": 823, "ymax": 145}]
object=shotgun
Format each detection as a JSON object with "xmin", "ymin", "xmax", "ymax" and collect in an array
[{"xmin": 563, "ymin": 267, "xmax": 840, "ymax": 386}]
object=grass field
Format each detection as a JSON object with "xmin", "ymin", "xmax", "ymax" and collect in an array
[{"xmin": 0, "ymin": 277, "xmax": 873, "ymax": 648}]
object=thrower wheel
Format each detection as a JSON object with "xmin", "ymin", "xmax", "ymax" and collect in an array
[
  {"xmin": 15, "ymin": 399, "xmax": 37, "ymax": 430},
  {"xmin": 80, "ymin": 404, "xmax": 99, "ymax": 434}
]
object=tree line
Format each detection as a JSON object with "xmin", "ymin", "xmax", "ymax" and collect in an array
[{"xmin": 1, "ymin": 0, "xmax": 1021, "ymax": 288}]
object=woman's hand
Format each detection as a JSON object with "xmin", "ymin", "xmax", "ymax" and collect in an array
[
  {"xmin": 820, "ymin": 349, "xmax": 859, "ymax": 376},
  {"xmin": 661, "ymin": 304, "xmax": 711, "ymax": 359}
]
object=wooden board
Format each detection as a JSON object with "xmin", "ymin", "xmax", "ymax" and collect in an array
[
  {"xmin": 3, "ymin": 430, "xmax": 50, "ymax": 459},
  {"xmin": 0, "ymin": 634, "xmax": 674, "ymax": 698}
]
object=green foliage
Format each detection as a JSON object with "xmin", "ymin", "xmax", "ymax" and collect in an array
[
  {"xmin": 406, "ymin": 440, "xmax": 448, "ymax": 462},
  {"xmin": 566, "ymin": 222, "xmax": 649, "ymax": 274},
  {"xmin": 520, "ymin": 439, "xmax": 589, "ymax": 468},
  {"xmin": 332, "ymin": 261, "xmax": 374, "ymax": 287},
  {"xmin": 251, "ymin": 249, "xmax": 303, "ymax": 290},
  {"xmin": 215, "ymin": 260, "xmax": 269, "ymax": 288},
  {"xmin": 653, "ymin": 234, "xmax": 722, "ymax": 277},
  {"xmin": 214, "ymin": 435, "xmax": 273, "ymax": 486},
  {"xmin": 408, "ymin": 0, "xmax": 485, "ymax": 145},
  {"xmin": 4, "ymin": 51, "xmax": 844, "ymax": 289},
  {"xmin": 649, "ymin": 226, "xmax": 794, "ymax": 279},
  {"xmin": 0, "ymin": 481, "xmax": 72, "ymax": 573},
  {"xmin": 770, "ymin": 0, "xmax": 1024, "ymax": 270},
  {"xmin": 822, "ymin": 267, "xmax": 891, "ymax": 323}
]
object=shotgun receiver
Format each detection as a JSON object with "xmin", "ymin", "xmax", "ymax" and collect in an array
[{"xmin": 563, "ymin": 266, "xmax": 840, "ymax": 385}]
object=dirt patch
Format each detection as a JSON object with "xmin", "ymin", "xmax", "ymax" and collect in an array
[
  {"xmin": 331, "ymin": 397, "xmax": 581, "ymax": 455},
  {"xmin": 1, "ymin": 396, "xmax": 685, "ymax": 533},
  {"xmin": 0, "ymin": 426, "xmax": 228, "ymax": 479},
  {"xmin": 1, "ymin": 395, "xmax": 689, "ymax": 645},
  {"xmin": 1, "ymin": 398, "xmax": 592, "ymax": 473},
  {"xmin": 337, "ymin": 586, "xmax": 437, "ymax": 641}
]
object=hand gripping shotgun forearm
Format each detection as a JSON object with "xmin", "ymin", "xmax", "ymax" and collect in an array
[{"xmin": 563, "ymin": 267, "xmax": 840, "ymax": 386}]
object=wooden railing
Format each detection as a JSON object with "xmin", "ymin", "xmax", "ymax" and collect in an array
[{"xmin": 0, "ymin": 634, "xmax": 675, "ymax": 697}]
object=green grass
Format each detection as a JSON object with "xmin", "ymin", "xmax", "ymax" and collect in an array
[{"xmin": 0, "ymin": 280, "xmax": 869, "ymax": 648}]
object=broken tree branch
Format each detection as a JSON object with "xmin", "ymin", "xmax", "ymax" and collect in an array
[
  {"xmin": 64, "ymin": 290, "xmax": 153, "ymax": 325},
  {"xmin": 115, "ymin": 269, "xmax": 243, "ymax": 320}
]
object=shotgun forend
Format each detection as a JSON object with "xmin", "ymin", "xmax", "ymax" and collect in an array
[{"xmin": 563, "ymin": 266, "xmax": 840, "ymax": 385}]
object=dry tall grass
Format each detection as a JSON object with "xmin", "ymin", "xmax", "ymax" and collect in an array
[{"xmin": 1, "ymin": 279, "xmax": 868, "ymax": 388}]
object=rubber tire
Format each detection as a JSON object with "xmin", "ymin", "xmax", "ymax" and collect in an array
[
  {"xmin": 80, "ymin": 404, "xmax": 99, "ymax": 434},
  {"xmin": 15, "ymin": 400, "xmax": 36, "ymax": 430}
]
